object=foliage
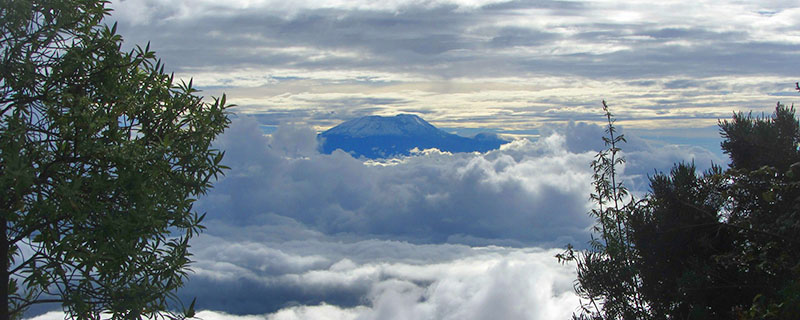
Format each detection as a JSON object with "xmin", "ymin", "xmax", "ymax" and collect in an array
[
  {"xmin": 557, "ymin": 101, "xmax": 649, "ymax": 319},
  {"xmin": 719, "ymin": 103, "xmax": 800, "ymax": 172},
  {"xmin": 1, "ymin": 0, "xmax": 231, "ymax": 319},
  {"xmin": 715, "ymin": 104, "xmax": 800, "ymax": 319},
  {"xmin": 635, "ymin": 104, "xmax": 800, "ymax": 318},
  {"xmin": 630, "ymin": 163, "xmax": 739, "ymax": 318},
  {"xmin": 560, "ymin": 98, "xmax": 800, "ymax": 319}
]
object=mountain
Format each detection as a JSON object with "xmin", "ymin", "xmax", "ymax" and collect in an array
[{"xmin": 318, "ymin": 114, "xmax": 507, "ymax": 159}]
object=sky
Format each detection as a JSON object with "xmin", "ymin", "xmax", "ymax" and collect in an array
[
  {"xmin": 105, "ymin": 0, "xmax": 799, "ymax": 135},
  {"xmin": 27, "ymin": 0, "xmax": 800, "ymax": 319}
]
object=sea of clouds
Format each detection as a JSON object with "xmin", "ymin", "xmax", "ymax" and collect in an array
[{"xmin": 27, "ymin": 116, "xmax": 723, "ymax": 320}]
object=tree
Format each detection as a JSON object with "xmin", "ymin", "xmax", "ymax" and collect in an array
[
  {"xmin": 719, "ymin": 103, "xmax": 800, "ymax": 172},
  {"xmin": 557, "ymin": 101, "xmax": 649, "ymax": 320},
  {"xmin": 561, "ymin": 99, "xmax": 800, "ymax": 319},
  {"xmin": 630, "ymin": 104, "xmax": 800, "ymax": 319},
  {"xmin": 630, "ymin": 163, "xmax": 741, "ymax": 318},
  {"xmin": 1, "ymin": 1, "xmax": 231, "ymax": 318},
  {"xmin": 712, "ymin": 103, "xmax": 800, "ymax": 319}
]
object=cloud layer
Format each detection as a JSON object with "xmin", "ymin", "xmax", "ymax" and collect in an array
[
  {"xmin": 24, "ymin": 116, "xmax": 725, "ymax": 319},
  {"xmin": 25, "ymin": 1, "xmax": 763, "ymax": 318},
  {"xmin": 107, "ymin": 0, "xmax": 800, "ymax": 131},
  {"xmin": 182, "ymin": 238, "xmax": 579, "ymax": 318},
  {"xmin": 200, "ymin": 117, "xmax": 599, "ymax": 246},
  {"xmin": 28, "ymin": 245, "xmax": 580, "ymax": 320},
  {"xmin": 180, "ymin": 116, "xmax": 719, "ymax": 316}
]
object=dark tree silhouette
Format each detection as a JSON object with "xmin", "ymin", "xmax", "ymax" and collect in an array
[{"xmin": 561, "ymin": 94, "xmax": 800, "ymax": 319}]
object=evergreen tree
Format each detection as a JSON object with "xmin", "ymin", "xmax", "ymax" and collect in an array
[{"xmin": 561, "ymin": 97, "xmax": 800, "ymax": 319}]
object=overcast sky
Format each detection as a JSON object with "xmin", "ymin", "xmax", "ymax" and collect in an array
[
  {"xmin": 28, "ymin": 1, "xmax": 798, "ymax": 319},
  {"xmin": 106, "ymin": 0, "xmax": 799, "ymax": 134}
]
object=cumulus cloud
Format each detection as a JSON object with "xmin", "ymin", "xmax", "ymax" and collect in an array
[
  {"xmin": 171, "ymin": 116, "xmax": 604, "ymax": 316},
  {"xmin": 171, "ymin": 116, "xmax": 722, "ymax": 314},
  {"xmin": 176, "ymin": 235, "xmax": 581, "ymax": 317},
  {"xmin": 200, "ymin": 116, "xmax": 724, "ymax": 246},
  {"xmin": 544, "ymin": 120, "xmax": 725, "ymax": 192},
  {"xmin": 198, "ymin": 116, "xmax": 597, "ymax": 246},
  {"xmin": 24, "ymin": 1, "xmax": 778, "ymax": 318},
  {"xmin": 23, "ymin": 116, "xmax": 728, "ymax": 319},
  {"xmin": 27, "ymin": 244, "xmax": 579, "ymax": 320}
]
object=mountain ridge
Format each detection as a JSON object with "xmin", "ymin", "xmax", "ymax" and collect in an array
[{"xmin": 318, "ymin": 114, "xmax": 507, "ymax": 159}]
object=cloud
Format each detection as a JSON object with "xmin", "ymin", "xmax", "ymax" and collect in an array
[
  {"xmin": 182, "ymin": 238, "xmax": 581, "ymax": 318},
  {"xmin": 198, "ymin": 116, "xmax": 598, "ymax": 246},
  {"xmin": 104, "ymin": 0, "xmax": 800, "ymax": 134},
  {"xmin": 24, "ymin": 1, "xmax": 785, "ymax": 318},
  {"xmin": 542, "ymin": 120, "xmax": 725, "ymax": 192},
  {"xmin": 23, "ymin": 116, "xmax": 727, "ymax": 319},
  {"xmin": 26, "ymin": 244, "xmax": 579, "ymax": 320},
  {"xmin": 199, "ymin": 116, "xmax": 724, "ymax": 246},
  {"xmin": 108, "ymin": 0, "xmax": 800, "ymax": 78},
  {"xmin": 174, "ymin": 116, "xmax": 603, "ymax": 315}
]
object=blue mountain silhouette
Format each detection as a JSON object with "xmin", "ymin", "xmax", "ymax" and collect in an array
[{"xmin": 319, "ymin": 114, "xmax": 507, "ymax": 158}]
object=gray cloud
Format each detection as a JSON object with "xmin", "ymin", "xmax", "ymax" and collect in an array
[
  {"xmin": 201, "ymin": 116, "xmax": 723, "ymax": 247},
  {"xmin": 489, "ymin": 27, "xmax": 559, "ymax": 48},
  {"xmin": 109, "ymin": 0, "xmax": 800, "ymax": 81},
  {"xmin": 28, "ymin": 244, "xmax": 580, "ymax": 320},
  {"xmin": 24, "ymin": 115, "xmax": 727, "ymax": 318},
  {"xmin": 23, "ymin": 1, "xmax": 787, "ymax": 318},
  {"xmin": 200, "ymin": 117, "xmax": 597, "ymax": 246},
  {"xmin": 102, "ymin": 0, "xmax": 800, "ymax": 134}
]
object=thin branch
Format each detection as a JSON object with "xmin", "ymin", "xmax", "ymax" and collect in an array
[{"xmin": 10, "ymin": 298, "xmax": 64, "ymax": 316}]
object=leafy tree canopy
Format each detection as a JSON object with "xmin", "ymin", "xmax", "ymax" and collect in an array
[
  {"xmin": 561, "ymin": 98, "xmax": 800, "ymax": 319},
  {"xmin": 1, "ymin": 0, "xmax": 231, "ymax": 318}
]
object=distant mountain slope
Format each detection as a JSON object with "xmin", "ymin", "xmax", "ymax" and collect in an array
[{"xmin": 319, "ymin": 114, "xmax": 507, "ymax": 158}]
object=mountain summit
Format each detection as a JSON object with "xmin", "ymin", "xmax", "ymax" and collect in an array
[
  {"xmin": 319, "ymin": 114, "xmax": 507, "ymax": 158},
  {"xmin": 323, "ymin": 114, "xmax": 444, "ymax": 138}
]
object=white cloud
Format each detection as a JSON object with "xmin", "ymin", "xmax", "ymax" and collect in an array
[
  {"xmin": 110, "ymin": 0, "xmax": 512, "ymax": 24},
  {"xmin": 185, "ymin": 240, "xmax": 580, "ymax": 320},
  {"xmin": 199, "ymin": 116, "xmax": 598, "ymax": 246},
  {"xmin": 27, "ymin": 244, "xmax": 578, "ymax": 320},
  {"xmin": 24, "ymin": 116, "xmax": 726, "ymax": 319},
  {"xmin": 24, "ymin": 1, "xmax": 785, "ymax": 318},
  {"xmin": 199, "ymin": 115, "xmax": 724, "ymax": 247},
  {"xmin": 106, "ymin": 0, "xmax": 799, "ymax": 134}
]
